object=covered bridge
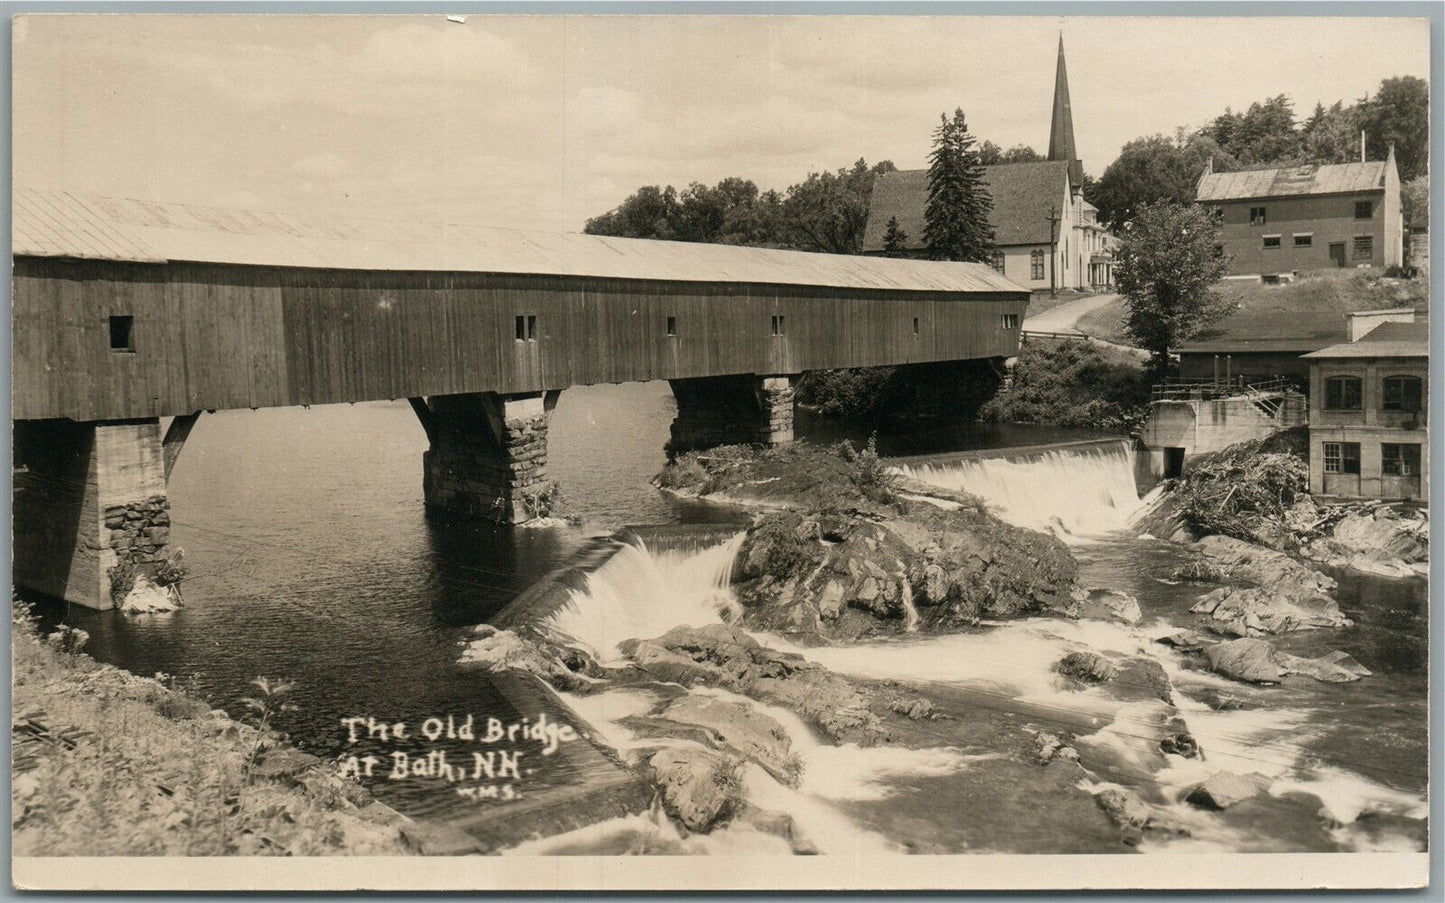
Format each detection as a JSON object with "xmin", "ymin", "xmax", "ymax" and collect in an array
[{"xmin": 13, "ymin": 188, "xmax": 1027, "ymax": 607}]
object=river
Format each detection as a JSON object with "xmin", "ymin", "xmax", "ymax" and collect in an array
[{"xmin": 29, "ymin": 381, "xmax": 1427, "ymax": 853}]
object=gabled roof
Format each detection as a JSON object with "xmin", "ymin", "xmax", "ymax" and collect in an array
[
  {"xmin": 1175, "ymin": 310, "xmax": 1347, "ymax": 354},
  {"xmin": 862, "ymin": 161, "xmax": 1071, "ymax": 252},
  {"xmin": 1301, "ymin": 317, "xmax": 1428, "ymax": 359},
  {"xmin": 1197, "ymin": 161, "xmax": 1387, "ymax": 202},
  {"xmin": 12, "ymin": 187, "xmax": 1027, "ymax": 294}
]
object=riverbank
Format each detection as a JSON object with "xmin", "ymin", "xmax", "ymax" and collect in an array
[{"xmin": 11, "ymin": 600, "xmax": 484, "ymax": 856}]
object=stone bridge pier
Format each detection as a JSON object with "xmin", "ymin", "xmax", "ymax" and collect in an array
[
  {"xmin": 13, "ymin": 415, "xmax": 197, "ymax": 610},
  {"xmin": 411, "ymin": 391, "xmax": 562, "ymax": 524},
  {"xmin": 666, "ymin": 374, "xmax": 796, "ymax": 457}
]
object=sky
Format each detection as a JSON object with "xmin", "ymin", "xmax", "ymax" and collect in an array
[{"xmin": 12, "ymin": 14, "xmax": 1431, "ymax": 233}]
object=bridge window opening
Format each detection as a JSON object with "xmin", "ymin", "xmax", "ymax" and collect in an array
[
  {"xmin": 771, "ymin": 315, "xmax": 786, "ymax": 337},
  {"xmin": 912, "ymin": 317, "xmax": 920, "ymax": 336},
  {"xmin": 515, "ymin": 315, "xmax": 538, "ymax": 341},
  {"xmin": 109, "ymin": 315, "xmax": 134, "ymax": 353},
  {"xmin": 1000, "ymin": 314, "xmax": 1020, "ymax": 330},
  {"xmin": 666, "ymin": 316, "xmax": 677, "ymax": 337},
  {"xmin": 1323, "ymin": 442, "xmax": 1361, "ymax": 475}
]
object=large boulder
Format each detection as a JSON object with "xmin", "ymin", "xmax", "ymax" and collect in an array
[
  {"xmin": 648, "ymin": 748, "xmax": 741, "ymax": 832},
  {"xmin": 626, "ymin": 624, "xmax": 884, "ymax": 745},
  {"xmin": 1205, "ymin": 637, "xmax": 1371, "ymax": 685},
  {"xmin": 1077, "ymin": 589, "xmax": 1142, "ymax": 625},
  {"xmin": 458, "ymin": 626, "xmax": 591, "ymax": 690},
  {"xmin": 1056, "ymin": 651, "xmax": 1117, "ymax": 683},
  {"xmin": 120, "ymin": 575, "xmax": 182, "ymax": 614},
  {"xmin": 1204, "ymin": 638, "xmax": 1286, "ymax": 684},
  {"xmin": 1302, "ymin": 507, "xmax": 1429, "ymax": 578},
  {"xmin": 1190, "ymin": 585, "xmax": 1351, "ymax": 636},
  {"xmin": 1190, "ymin": 535, "xmax": 1338, "ymax": 600},
  {"xmin": 735, "ymin": 503, "xmax": 1079, "ymax": 640},
  {"xmin": 654, "ymin": 696, "xmax": 800, "ymax": 785},
  {"xmin": 1183, "ymin": 772, "xmax": 1270, "ymax": 810}
]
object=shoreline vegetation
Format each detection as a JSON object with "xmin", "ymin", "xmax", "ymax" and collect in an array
[{"xmin": 11, "ymin": 601, "xmax": 487, "ymax": 856}]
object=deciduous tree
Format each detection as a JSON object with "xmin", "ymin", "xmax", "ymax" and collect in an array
[{"xmin": 1114, "ymin": 201, "xmax": 1234, "ymax": 377}]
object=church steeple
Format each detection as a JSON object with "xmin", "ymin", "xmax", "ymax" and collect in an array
[{"xmin": 1047, "ymin": 35, "xmax": 1084, "ymax": 188}]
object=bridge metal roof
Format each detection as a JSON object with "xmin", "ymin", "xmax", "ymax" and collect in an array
[{"xmin": 13, "ymin": 188, "xmax": 1026, "ymax": 295}]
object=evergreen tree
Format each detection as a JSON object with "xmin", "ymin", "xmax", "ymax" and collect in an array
[
  {"xmin": 881, "ymin": 216, "xmax": 909, "ymax": 256},
  {"xmin": 924, "ymin": 109, "xmax": 995, "ymax": 262}
]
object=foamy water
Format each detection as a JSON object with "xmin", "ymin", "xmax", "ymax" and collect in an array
[
  {"xmin": 542, "ymin": 534, "xmax": 744, "ymax": 661},
  {"xmin": 895, "ymin": 440, "xmax": 1151, "ymax": 536}
]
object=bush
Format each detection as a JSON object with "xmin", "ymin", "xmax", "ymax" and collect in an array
[
  {"xmin": 796, "ymin": 367, "xmax": 896, "ymax": 418},
  {"xmin": 980, "ymin": 339, "xmax": 1151, "ymax": 429},
  {"xmin": 833, "ymin": 435, "xmax": 900, "ymax": 504}
]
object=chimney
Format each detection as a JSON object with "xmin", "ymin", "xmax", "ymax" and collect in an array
[{"xmin": 1360, "ymin": 130, "xmax": 1367, "ymax": 163}]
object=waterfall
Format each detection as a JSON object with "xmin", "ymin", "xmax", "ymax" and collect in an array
[
  {"xmin": 894, "ymin": 440, "xmax": 1146, "ymax": 537},
  {"xmin": 542, "ymin": 533, "xmax": 745, "ymax": 662}
]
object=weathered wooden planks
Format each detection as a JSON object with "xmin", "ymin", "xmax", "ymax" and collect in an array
[{"xmin": 13, "ymin": 257, "xmax": 1027, "ymax": 422}]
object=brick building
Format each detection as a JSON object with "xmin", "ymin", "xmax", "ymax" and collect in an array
[
  {"xmin": 1301, "ymin": 318, "xmax": 1428, "ymax": 501},
  {"xmin": 1196, "ymin": 149, "xmax": 1403, "ymax": 280}
]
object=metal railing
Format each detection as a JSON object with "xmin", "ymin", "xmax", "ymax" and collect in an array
[{"xmin": 1149, "ymin": 376, "xmax": 1297, "ymax": 402}]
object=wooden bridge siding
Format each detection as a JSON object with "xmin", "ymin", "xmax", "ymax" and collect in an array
[{"xmin": 12, "ymin": 257, "xmax": 1026, "ymax": 422}]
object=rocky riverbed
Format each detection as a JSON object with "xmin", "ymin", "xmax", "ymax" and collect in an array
[
  {"xmin": 457, "ymin": 441, "xmax": 1426, "ymax": 854},
  {"xmin": 11, "ymin": 602, "xmax": 487, "ymax": 857}
]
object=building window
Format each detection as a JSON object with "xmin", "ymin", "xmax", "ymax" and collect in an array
[
  {"xmin": 1262, "ymin": 235, "xmax": 1281, "ymax": 249},
  {"xmin": 770, "ymin": 314, "xmax": 786, "ymax": 337},
  {"xmin": 1030, "ymin": 249, "xmax": 1045, "ymax": 280},
  {"xmin": 989, "ymin": 251, "xmax": 1005, "ymax": 273},
  {"xmin": 1382, "ymin": 375, "xmax": 1423, "ymax": 412},
  {"xmin": 1324, "ymin": 376, "xmax": 1363, "ymax": 410},
  {"xmin": 1293, "ymin": 234, "xmax": 1313, "ymax": 247},
  {"xmin": 109, "ymin": 315, "xmax": 135, "ymax": 353},
  {"xmin": 666, "ymin": 316, "xmax": 678, "ymax": 337},
  {"xmin": 1354, "ymin": 200, "xmax": 1373, "ymax": 220},
  {"xmin": 1250, "ymin": 206, "xmax": 1266, "ymax": 226},
  {"xmin": 1323, "ymin": 442, "xmax": 1361, "ymax": 475},
  {"xmin": 1382, "ymin": 443, "xmax": 1421, "ymax": 476},
  {"xmin": 912, "ymin": 317, "xmax": 920, "ymax": 336},
  {"xmin": 1000, "ymin": 314, "xmax": 1020, "ymax": 330},
  {"xmin": 1353, "ymin": 236, "xmax": 1373, "ymax": 260},
  {"xmin": 515, "ymin": 315, "xmax": 537, "ymax": 341}
]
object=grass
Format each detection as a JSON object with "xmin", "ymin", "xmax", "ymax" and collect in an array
[
  {"xmin": 1023, "ymin": 288, "xmax": 1109, "ymax": 320},
  {"xmin": 1073, "ymin": 268, "xmax": 1428, "ymax": 348},
  {"xmin": 1214, "ymin": 268, "xmax": 1426, "ymax": 318},
  {"xmin": 11, "ymin": 599, "xmax": 413, "ymax": 856}
]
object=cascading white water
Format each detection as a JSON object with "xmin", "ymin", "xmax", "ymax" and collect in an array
[
  {"xmin": 542, "ymin": 533, "xmax": 745, "ymax": 662},
  {"xmin": 895, "ymin": 440, "xmax": 1147, "ymax": 536}
]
